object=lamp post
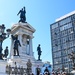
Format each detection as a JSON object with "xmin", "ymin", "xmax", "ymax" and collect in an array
[{"xmin": 0, "ymin": 24, "xmax": 11, "ymax": 59}]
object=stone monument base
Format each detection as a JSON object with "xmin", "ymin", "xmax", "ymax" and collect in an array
[{"xmin": 0, "ymin": 60, "xmax": 8, "ymax": 75}]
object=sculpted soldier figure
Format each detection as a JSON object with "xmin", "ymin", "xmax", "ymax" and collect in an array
[
  {"xmin": 37, "ymin": 44, "xmax": 42, "ymax": 60},
  {"xmin": 11, "ymin": 35, "xmax": 21, "ymax": 56},
  {"xmin": 4, "ymin": 46, "xmax": 9, "ymax": 58},
  {"xmin": 17, "ymin": 7, "xmax": 26, "ymax": 23}
]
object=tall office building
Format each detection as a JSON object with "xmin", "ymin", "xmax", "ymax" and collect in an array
[{"xmin": 50, "ymin": 11, "xmax": 75, "ymax": 72}]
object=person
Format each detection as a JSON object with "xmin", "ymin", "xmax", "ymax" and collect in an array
[
  {"xmin": 26, "ymin": 59, "xmax": 32, "ymax": 75},
  {"xmin": 44, "ymin": 67, "xmax": 50, "ymax": 75},
  {"xmin": 31, "ymin": 73, "xmax": 34, "ymax": 75},
  {"xmin": 11, "ymin": 35, "xmax": 21, "ymax": 56},
  {"xmin": 4, "ymin": 46, "xmax": 9, "ymax": 58},
  {"xmin": 17, "ymin": 6, "xmax": 26, "ymax": 23},
  {"xmin": 37, "ymin": 44, "xmax": 42, "ymax": 60},
  {"xmin": 36, "ymin": 67, "xmax": 41, "ymax": 75},
  {"xmin": 52, "ymin": 72, "xmax": 55, "ymax": 75}
]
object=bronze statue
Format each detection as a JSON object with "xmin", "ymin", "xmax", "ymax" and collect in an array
[
  {"xmin": 4, "ymin": 46, "xmax": 9, "ymax": 58},
  {"xmin": 17, "ymin": 7, "xmax": 26, "ymax": 23},
  {"xmin": 11, "ymin": 35, "xmax": 21, "ymax": 56},
  {"xmin": 37, "ymin": 44, "xmax": 42, "ymax": 60}
]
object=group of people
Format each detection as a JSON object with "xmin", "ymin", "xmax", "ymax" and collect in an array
[
  {"xmin": 52, "ymin": 72, "xmax": 67, "ymax": 75},
  {"xmin": 36, "ymin": 67, "xmax": 50, "ymax": 75}
]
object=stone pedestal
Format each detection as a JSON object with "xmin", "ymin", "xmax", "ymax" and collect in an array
[
  {"xmin": 0, "ymin": 22, "xmax": 44, "ymax": 75},
  {"xmin": 9, "ymin": 22, "xmax": 43, "ymax": 75},
  {"xmin": 0, "ymin": 60, "xmax": 8, "ymax": 75}
]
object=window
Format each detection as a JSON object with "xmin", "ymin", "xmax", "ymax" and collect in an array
[
  {"xmin": 67, "ymin": 28, "xmax": 74, "ymax": 35},
  {"xmin": 52, "ymin": 39, "xmax": 61, "ymax": 46},
  {"xmin": 68, "ymin": 34, "xmax": 74, "ymax": 41},
  {"xmin": 53, "ymin": 46, "xmax": 57, "ymax": 52},
  {"xmin": 61, "ymin": 37, "xmax": 68, "ymax": 43},
  {"xmin": 69, "ymin": 41, "xmax": 74, "ymax": 48},
  {"xmin": 61, "ymin": 30, "xmax": 67, "ymax": 37},
  {"xmin": 52, "ymin": 33, "xmax": 60, "ymax": 40},
  {"xmin": 62, "ymin": 56, "xmax": 68, "ymax": 63},
  {"xmin": 53, "ymin": 51, "xmax": 61, "ymax": 58},
  {"xmin": 60, "ymin": 22, "xmax": 72, "ymax": 31},
  {"xmin": 51, "ymin": 23, "xmax": 58, "ymax": 29},
  {"xmin": 54, "ymin": 58, "xmax": 62, "ymax": 64},
  {"xmin": 62, "ymin": 43, "xmax": 67, "ymax": 49},
  {"xmin": 68, "ymin": 48, "xmax": 74, "ymax": 54},
  {"xmin": 58, "ymin": 45, "xmax": 61, "ymax": 50},
  {"xmin": 54, "ymin": 64, "xmax": 62, "ymax": 71},
  {"xmin": 72, "ymin": 14, "xmax": 75, "ymax": 21},
  {"xmin": 62, "ymin": 50, "xmax": 68, "ymax": 56},
  {"xmin": 59, "ymin": 17, "xmax": 71, "ymax": 26}
]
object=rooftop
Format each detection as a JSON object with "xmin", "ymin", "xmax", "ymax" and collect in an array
[{"xmin": 56, "ymin": 10, "xmax": 75, "ymax": 22}]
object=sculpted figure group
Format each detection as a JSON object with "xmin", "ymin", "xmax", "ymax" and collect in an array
[{"xmin": 17, "ymin": 7, "xmax": 26, "ymax": 23}]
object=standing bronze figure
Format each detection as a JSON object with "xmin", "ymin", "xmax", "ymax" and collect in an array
[
  {"xmin": 17, "ymin": 7, "xmax": 26, "ymax": 23},
  {"xmin": 11, "ymin": 35, "xmax": 21, "ymax": 56},
  {"xmin": 37, "ymin": 44, "xmax": 42, "ymax": 60},
  {"xmin": 4, "ymin": 46, "xmax": 9, "ymax": 58}
]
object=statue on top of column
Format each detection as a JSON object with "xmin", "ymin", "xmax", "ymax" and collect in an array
[
  {"xmin": 17, "ymin": 6, "xmax": 26, "ymax": 23},
  {"xmin": 37, "ymin": 44, "xmax": 42, "ymax": 60},
  {"xmin": 11, "ymin": 35, "xmax": 21, "ymax": 56}
]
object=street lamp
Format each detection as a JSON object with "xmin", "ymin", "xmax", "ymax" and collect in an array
[{"xmin": 0, "ymin": 24, "xmax": 11, "ymax": 59}]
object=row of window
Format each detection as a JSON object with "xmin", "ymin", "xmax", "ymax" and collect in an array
[
  {"xmin": 60, "ymin": 22, "xmax": 72, "ymax": 31},
  {"xmin": 53, "ymin": 62, "xmax": 72, "ymax": 71},
  {"xmin": 59, "ymin": 17, "xmax": 71, "ymax": 26},
  {"xmin": 52, "ymin": 33, "xmax": 74, "ymax": 47},
  {"xmin": 52, "ymin": 40, "xmax": 75, "ymax": 52},
  {"xmin": 52, "ymin": 27, "xmax": 74, "ymax": 40},
  {"xmin": 53, "ymin": 47, "xmax": 75, "ymax": 58},
  {"xmin": 51, "ymin": 19, "xmax": 75, "ymax": 35},
  {"xmin": 53, "ymin": 57, "xmax": 72, "ymax": 66},
  {"xmin": 53, "ymin": 64, "xmax": 62, "ymax": 71},
  {"xmin": 52, "ymin": 41, "xmax": 75, "ymax": 52},
  {"xmin": 51, "ymin": 14, "xmax": 75, "ymax": 30}
]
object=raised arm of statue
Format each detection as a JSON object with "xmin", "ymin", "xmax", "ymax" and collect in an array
[
  {"xmin": 18, "ymin": 40, "xmax": 21, "ymax": 47},
  {"xmin": 17, "ymin": 9, "xmax": 21, "ymax": 16}
]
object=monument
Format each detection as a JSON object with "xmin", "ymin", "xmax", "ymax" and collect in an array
[{"xmin": 0, "ymin": 7, "xmax": 43, "ymax": 75}]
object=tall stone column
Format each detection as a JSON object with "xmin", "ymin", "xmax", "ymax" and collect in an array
[
  {"xmin": 18, "ymin": 34, "xmax": 22, "ymax": 55},
  {"xmin": 29, "ymin": 36, "xmax": 33, "ymax": 56},
  {"xmin": 10, "ymin": 37, "xmax": 14, "ymax": 57}
]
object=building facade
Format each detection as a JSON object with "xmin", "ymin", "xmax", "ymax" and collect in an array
[{"xmin": 50, "ymin": 11, "xmax": 75, "ymax": 73}]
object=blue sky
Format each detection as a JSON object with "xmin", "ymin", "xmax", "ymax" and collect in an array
[{"xmin": 0, "ymin": 0, "xmax": 75, "ymax": 64}]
